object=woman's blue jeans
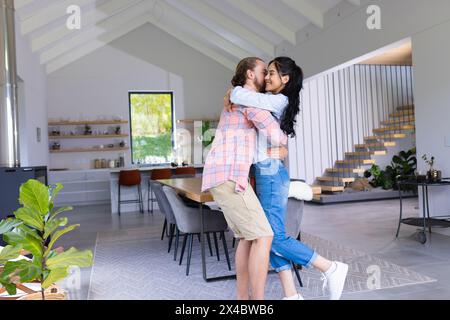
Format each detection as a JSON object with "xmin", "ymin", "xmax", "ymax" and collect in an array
[{"xmin": 253, "ymin": 158, "xmax": 317, "ymax": 272}]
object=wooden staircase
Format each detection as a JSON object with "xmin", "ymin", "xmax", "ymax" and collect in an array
[{"xmin": 313, "ymin": 105, "xmax": 415, "ymax": 197}]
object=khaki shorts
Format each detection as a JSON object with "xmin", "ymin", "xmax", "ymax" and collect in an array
[{"xmin": 209, "ymin": 181, "xmax": 273, "ymax": 241}]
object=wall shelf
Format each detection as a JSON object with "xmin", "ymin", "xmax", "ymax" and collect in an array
[
  {"xmin": 49, "ymin": 147, "xmax": 129, "ymax": 153},
  {"xmin": 49, "ymin": 134, "xmax": 129, "ymax": 139},
  {"xmin": 48, "ymin": 120, "xmax": 128, "ymax": 126},
  {"xmin": 177, "ymin": 119, "xmax": 219, "ymax": 124}
]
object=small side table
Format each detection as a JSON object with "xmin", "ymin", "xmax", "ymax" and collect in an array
[{"xmin": 397, "ymin": 177, "xmax": 450, "ymax": 244}]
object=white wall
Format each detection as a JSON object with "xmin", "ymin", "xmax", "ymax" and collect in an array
[
  {"xmin": 15, "ymin": 12, "xmax": 48, "ymax": 167},
  {"xmin": 413, "ymin": 19, "xmax": 450, "ymax": 234},
  {"xmin": 47, "ymin": 23, "xmax": 232, "ymax": 170}
]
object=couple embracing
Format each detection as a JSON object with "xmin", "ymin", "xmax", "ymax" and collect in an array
[{"xmin": 202, "ymin": 57, "xmax": 348, "ymax": 300}]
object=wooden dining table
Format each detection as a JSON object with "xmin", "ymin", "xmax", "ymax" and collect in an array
[{"xmin": 157, "ymin": 177, "xmax": 236, "ymax": 282}]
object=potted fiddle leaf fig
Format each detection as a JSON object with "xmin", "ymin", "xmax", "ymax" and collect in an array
[{"xmin": 0, "ymin": 179, "xmax": 93, "ymax": 300}]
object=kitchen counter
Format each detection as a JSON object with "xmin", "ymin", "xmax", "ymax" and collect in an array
[
  {"xmin": 49, "ymin": 168, "xmax": 111, "ymax": 173},
  {"xmin": 48, "ymin": 165, "xmax": 204, "ymax": 212}
]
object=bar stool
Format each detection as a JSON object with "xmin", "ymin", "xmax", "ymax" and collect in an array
[
  {"xmin": 148, "ymin": 168, "xmax": 172, "ymax": 214},
  {"xmin": 174, "ymin": 166, "xmax": 196, "ymax": 177},
  {"xmin": 118, "ymin": 170, "xmax": 143, "ymax": 216}
]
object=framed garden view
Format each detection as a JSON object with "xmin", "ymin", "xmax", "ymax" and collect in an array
[{"xmin": 128, "ymin": 92, "xmax": 175, "ymax": 165}]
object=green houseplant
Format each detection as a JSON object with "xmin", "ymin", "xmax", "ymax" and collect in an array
[
  {"xmin": 364, "ymin": 147, "xmax": 417, "ymax": 191},
  {"xmin": 0, "ymin": 179, "xmax": 93, "ymax": 300},
  {"xmin": 201, "ymin": 120, "xmax": 216, "ymax": 149},
  {"xmin": 201, "ymin": 120, "xmax": 216, "ymax": 163}
]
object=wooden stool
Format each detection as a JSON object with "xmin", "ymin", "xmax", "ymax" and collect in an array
[
  {"xmin": 118, "ymin": 170, "xmax": 143, "ymax": 216},
  {"xmin": 174, "ymin": 166, "xmax": 196, "ymax": 176},
  {"xmin": 148, "ymin": 168, "xmax": 172, "ymax": 213}
]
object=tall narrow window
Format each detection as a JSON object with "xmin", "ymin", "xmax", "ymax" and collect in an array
[{"xmin": 129, "ymin": 92, "xmax": 174, "ymax": 165}]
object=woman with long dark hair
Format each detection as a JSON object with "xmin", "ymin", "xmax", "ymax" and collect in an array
[{"xmin": 228, "ymin": 57, "xmax": 348, "ymax": 300}]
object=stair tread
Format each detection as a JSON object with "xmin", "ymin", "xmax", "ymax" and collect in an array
[
  {"xmin": 345, "ymin": 151, "xmax": 373, "ymax": 156},
  {"xmin": 326, "ymin": 168, "xmax": 365, "ymax": 173},
  {"xmin": 381, "ymin": 118, "xmax": 415, "ymax": 125},
  {"xmin": 311, "ymin": 186, "xmax": 322, "ymax": 195},
  {"xmin": 356, "ymin": 142, "xmax": 396, "ymax": 148},
  {"xmin": 389, "ymin": 111, "xmax": 415, "ymax": 118},
  {"xmin": 317, "ymin": 176, "xmax": 355, "ymax": 183},
  {"xmin": 317, "ymin": 185, "xmax": 345, "ymax": 192},
  {"xmin": 345, "ymin": 151, "xmax": 387, "ymax": 156},
  {"xmin": 373, "ymin": 124, "xmax": 415, "ymax": 133},
  {"xmin": 336, "ymin": 159, "xmax": 375, "ymax": 164},
  {"xmin": 396, "ymin": 105, "xmax": 414, "ymax": 111},
  {"xmin": 364, "ymin": 133, "xmax": 407, "ymax": 140}
]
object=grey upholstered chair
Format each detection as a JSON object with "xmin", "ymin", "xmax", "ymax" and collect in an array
[
  {"xmin": 151, "ymin": 181, "xmax": 178, "ymax": 252},
  {"xmin": 163, "ymin": 186, "xmax": 232, "ymax": 276},
  {"xmin": 285, "ymin": 197, "xmax": 304, "ymax": 241},
  {"xmin": 285, "ymin": 178, "xmax": 306, "ymax": 287},
  {"xmin": 152, "ymin": 180, "xmax": 217, "ymax": 262}
]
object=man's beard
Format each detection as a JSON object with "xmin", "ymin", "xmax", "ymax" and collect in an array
[{"xmin": 253, "ymin": 78, "xmax": 266, "ymax": 93}]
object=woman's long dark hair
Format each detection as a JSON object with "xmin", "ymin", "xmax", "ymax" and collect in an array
[{"xmin": 269, "ymin": 57, "xmax": 303, "ymax": 137}]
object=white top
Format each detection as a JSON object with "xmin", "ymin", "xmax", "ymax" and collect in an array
[
  {"xmin": 230, "ymin": 86, "xmax": 288, "ymax": 119},
  {"xmin": 230, "ymin": 86, "xmax": 288, "ymax": 163}
]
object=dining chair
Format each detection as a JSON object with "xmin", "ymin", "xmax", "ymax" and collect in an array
[
  {"xmin": 163, "ymin": 186, "xmax": 232, "ymax": 276},
  {"xmin": 148, "ymin": 168, "xmax": 172, "ymax": 214},
  {"xmin": 152, "ymin": 181, "xmax": 216, "ymax": 261}
]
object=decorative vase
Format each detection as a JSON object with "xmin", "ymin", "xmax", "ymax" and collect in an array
[
  {"xmin": 427, "ymin": 169, "xmax": 441, "ymax": 182},
  {"xmin": 0, "ymin": 282, "xmax": 65, "ymax": 300},
  {"xmin": 16, "ymin": 285, "xmax": 66, "ymax": 300}
]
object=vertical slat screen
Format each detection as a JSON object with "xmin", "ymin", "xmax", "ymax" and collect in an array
[{"xmin": 288, "ymin": 64, "xmax": 413, "ymax": 183}]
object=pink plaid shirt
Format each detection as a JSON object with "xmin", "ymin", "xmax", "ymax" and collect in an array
[{"xmin": 202, "ymin": 106, "xmax": 287, "ymax": 193}]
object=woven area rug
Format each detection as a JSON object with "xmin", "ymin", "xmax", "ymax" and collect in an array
[{"xmin": 87, "ymin": 225, "xmax": 435, "ymax": 300}]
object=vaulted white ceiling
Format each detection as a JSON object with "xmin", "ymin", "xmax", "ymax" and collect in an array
[{"xmin": 14, "ymin": 0, "xmax": 361, "ymax": 74}]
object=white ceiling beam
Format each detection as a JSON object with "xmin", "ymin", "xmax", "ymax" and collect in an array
[
  {"xmin": 46, "ymin": 12, "xmax": 236, "ymax": 74},
  {"xmin": 145, "ymin": 15, "xmax": 236, "ymax": 71},
  {"xmin": 160, "ymin": 1, "xmax": 252, "ymax": 60},
  {"xmin": 176, "ymin": 0, "xmax": 274, "ymax": 57},
  {"xmin": 46, "ymin": 14, "xmax": 149, "ymax": 74},
  {"xmin": 40, "ymin": 1, "xmax": 152, "ymax": 64},
  {"xmin": 346, "ymin": 0, "xmax": 361, "ymax": 6},
  {"xmin": 20, "ymin": 0, "xmax": 95, "ymax": 35},
  {"xmin": 14, "ymin": 0, "xmax": 34, "ymax": 10},
  {"xmin": 226, "ymin": 0, "xmax": 296, "ymax": 45},
  {"xmin": 31, "ymin": 0, "xmax": 143, "ymax": 52},
  {"xmin": 281, "ymin": 0, "xmax": 324, "ymax": 29}
]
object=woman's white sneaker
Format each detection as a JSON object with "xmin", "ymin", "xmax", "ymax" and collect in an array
[{"xmin": 322, "ymin": 261, "xmax": 348, "ymax": 300}]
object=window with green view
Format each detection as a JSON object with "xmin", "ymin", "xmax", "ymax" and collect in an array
[{"xmin": 129, "ymin": 92, "xmax": 174, "ymax": 165}]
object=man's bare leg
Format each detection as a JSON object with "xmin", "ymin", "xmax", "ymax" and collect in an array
[
  {"xmin": 235, "ymin": 239, "xmax": 251, "ymax": 300},
  {"xmin": 248, "ymin": 236, "xmax": 272, "ymax": 300}
]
